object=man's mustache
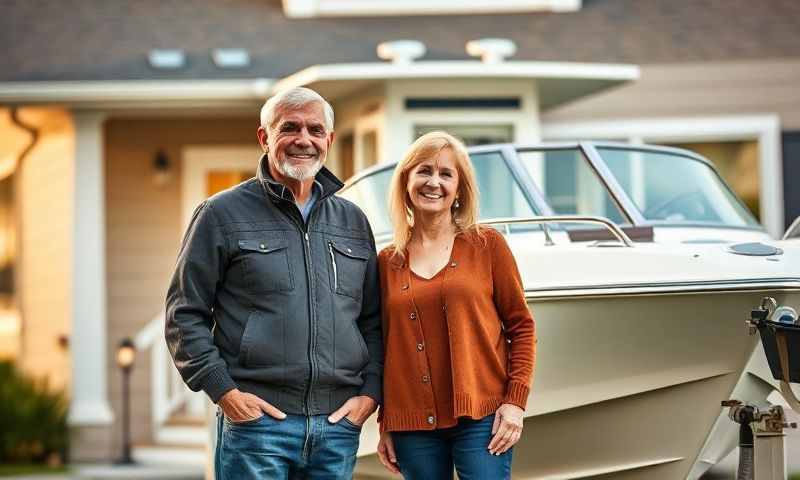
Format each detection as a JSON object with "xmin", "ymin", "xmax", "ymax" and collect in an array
[{"xmin": 286, "ymin": 149, "xmax": 318, "ymax": 156}]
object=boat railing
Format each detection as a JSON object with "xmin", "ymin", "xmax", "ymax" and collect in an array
[{"xmin": 481, "ymin": 215, "xmax": 635, "ymax": 247}]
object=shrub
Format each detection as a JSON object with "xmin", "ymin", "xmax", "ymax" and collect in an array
[{"xmin": 0, "ymin": 361, "xmax": 68, "ymax": 464}]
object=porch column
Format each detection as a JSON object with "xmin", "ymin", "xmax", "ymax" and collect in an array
[{"xmin": 68, "ymin": 111, "xmax": 113, "ymax": 426}]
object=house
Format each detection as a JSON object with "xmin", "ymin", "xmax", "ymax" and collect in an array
[{"xmin": 0, "ymin": 0, "xmax": 798, "ymax": 468}]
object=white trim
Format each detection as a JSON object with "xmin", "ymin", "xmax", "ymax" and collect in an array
[
  {"xmin": 271, "ymin": 61, "xmax": 639, "ymax": 93},
  {"xmin": 68, "ymin": 111, "xmax": 114, "ymax": 426},
  {"xmin": 542, "ymin": 115, "xmax": 785, "ymax": 238},
  {"xmin": 0, "ymin": 79, "xmax": 274, "ymax": 108},
  {"xmin": 382, "ymin": 78, "xmax": 542, "ymax": 165},
  {"xmin": 181, "ymin": 146, "xmax": 262, "ymax": 230},
  {"xmin": 283, "ymin": 0, "xmax": 580, "ymax": 17}
]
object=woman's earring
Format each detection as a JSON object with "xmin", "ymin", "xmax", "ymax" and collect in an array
[{"xmin": 453, "ymin": 198, "xmax": 460, "ymax": 209}]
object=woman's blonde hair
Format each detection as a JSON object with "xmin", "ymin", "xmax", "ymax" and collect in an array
[{"xmin": 388, "ymin": 131, "xmax": 482, "ymax": 259}]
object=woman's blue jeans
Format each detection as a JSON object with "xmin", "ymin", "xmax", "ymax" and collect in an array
[
  {"xmin": 391, "ymin": 414, "xmax": 513, "ymax": 480},
  {"xmin": 215, "ymin": 410, "xmax": 360, "ymax": 479}
]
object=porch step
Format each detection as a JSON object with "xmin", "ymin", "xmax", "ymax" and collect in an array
[
  {"xmin": 154, "ymin": 424, "xmax": 208, "ymax": 447},
  {"xmin": 131, "ymin": 444, "xmax": 206, "ymax": 467}
]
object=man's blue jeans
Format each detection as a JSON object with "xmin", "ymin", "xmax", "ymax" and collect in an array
[
  {"xmin": 391, "ymin": 414, "xmax": 513, "ymax": 480},
  {"xmin": 215, "ymin": 410, "xmax": 360, "ymax": 479}
]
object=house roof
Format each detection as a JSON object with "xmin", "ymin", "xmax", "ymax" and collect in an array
[{"xmin": 2, "ymin": 0, "xmax": 799, "ymax": 83}]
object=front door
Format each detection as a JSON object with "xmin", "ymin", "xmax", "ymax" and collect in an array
[{"xmin": 181, "ymin": 146, "xmax": 261, "ymax": 229}]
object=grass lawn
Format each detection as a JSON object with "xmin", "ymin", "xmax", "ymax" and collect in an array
[{"xmin": 0, "ymin": 465, "xmax": 67, "ymax": 477}]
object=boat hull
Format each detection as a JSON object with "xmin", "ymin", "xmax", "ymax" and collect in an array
[{"xmin": 354, "ymin": 287, "xmax": 799, "ymax": 479}]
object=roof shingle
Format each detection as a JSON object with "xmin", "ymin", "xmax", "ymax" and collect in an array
[{"xmin": 1, "ymin": 0, "xmax": 799, "ymax": 82}]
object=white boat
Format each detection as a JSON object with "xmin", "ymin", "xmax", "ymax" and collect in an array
[{"xmin": 339, "ymin": 142, "xmax": 800, "ymax": 479}]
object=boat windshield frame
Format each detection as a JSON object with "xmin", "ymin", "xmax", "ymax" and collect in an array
[
  {"xmin": 508, "ymin": 141, "xmax": 764, "ymax": 232},
  {"xmin": 784, "ymin": 216, "xmax": 800, "ymax": 240}
]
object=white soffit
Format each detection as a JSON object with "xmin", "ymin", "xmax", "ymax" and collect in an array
[
  {"xmin": 271, "ymin": 61, "xmax": 640, "ymax": 110},
  {"xmin": 283, "ymin": 0, "xmax": 581, "ymax": 18},
  {"xmin": 0, "ymin": 79, "xmax": 275, "ymax": 109}
]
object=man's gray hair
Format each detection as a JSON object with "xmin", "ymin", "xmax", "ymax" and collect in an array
[{"xmin": 260, "ymin": 87, "xmax": 334, "ymax": 131}]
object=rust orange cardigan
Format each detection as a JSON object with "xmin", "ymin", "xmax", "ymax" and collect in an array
[{"xmin": 378, "ymin": 228, "xmax": 536, "ymax": 432}]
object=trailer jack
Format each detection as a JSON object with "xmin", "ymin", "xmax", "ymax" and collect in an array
[
  {"xmin": 722, "ymin": 400, "xmax": 796, "ymax": 480},
  {"xmin": 725, "ymin": 297, "xmax": 800, "ymax": 479}
]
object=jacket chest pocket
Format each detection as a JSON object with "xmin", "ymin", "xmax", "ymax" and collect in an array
[
  {"xmin": 327, "ymin": 240, "xmax": 370, "ymax": 300},
  {"xmin": 238, "ymin": 239, "xmax": 294, "ymax": 294}
]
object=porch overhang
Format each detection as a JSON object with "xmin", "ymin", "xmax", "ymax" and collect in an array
[
  {"xmin": 0, "ymin": 79, "xmax": 275, "ymax": 110},
  {"xmin": 270, "ymin": 61, "xmax": 640, "ymax": 110}
]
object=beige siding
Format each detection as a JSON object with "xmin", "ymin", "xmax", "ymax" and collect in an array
[
  {"xmin": 13, "ymin": 108, "xmax": 74, "ymax": 392},
  {"xmin": 543, "ymin": 59, "xmax": 800, "ymax": 129},
  {"xmin": 104, "ymin": 116, "xmax": 256, "ymax": 446}
]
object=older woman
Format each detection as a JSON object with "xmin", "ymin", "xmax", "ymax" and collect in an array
[{"xmin": 375, "ymin": 131, "xmax": 536, "ymax": 479}]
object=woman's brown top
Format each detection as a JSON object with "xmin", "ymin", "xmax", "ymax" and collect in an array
[
  {"xmin": 378, "ymin": 228, "xmax": 536, "ymax": 432},
  {"xmin": 409, "ymin": 269, "xmax": 458, "ymax": 428}
]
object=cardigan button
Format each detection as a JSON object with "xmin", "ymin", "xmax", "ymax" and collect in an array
[
  {"xmin": 427, "ymin": 415, "xmax": 435, "ymax": 425},
  {"xmin": 422, "ymin": 375, "xmax": 429, "ymax": 383},
  {"xmin": 450, "ymin": 261, "xmax": 457, "ymax": 267},
  {"xmin": 410, "ymin": 312, "xmax": 417, "ymax": 320},
  {"xmin": 416, "ymin": 343, "xmax": 424, "ymax": 351},
  {"xmin": 402, "ymin": 284, "xmax": 409, "ymax": 291}
]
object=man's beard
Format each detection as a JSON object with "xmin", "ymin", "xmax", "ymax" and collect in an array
[{"xmin": 275, "ymin": 156, "xmax": 323, "ymax": 181}]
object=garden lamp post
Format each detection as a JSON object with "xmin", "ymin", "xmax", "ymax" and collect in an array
[{"xmin": 116, "ymin": 338, "xmax": 136, "ymax": 465}]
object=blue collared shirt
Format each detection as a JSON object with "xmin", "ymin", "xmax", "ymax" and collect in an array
[
  {"xmin": 297, "ymin": 181, "xmax": 323, "ymax": 222},
  {"xmin": 264, "ymin": 176, "xmax": 323, "ymax": 223}
]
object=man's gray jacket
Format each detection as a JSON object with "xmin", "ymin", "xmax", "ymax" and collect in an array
[{"xmin": 165, "ymin": 156, "xmax": 383, "ymax": 415}]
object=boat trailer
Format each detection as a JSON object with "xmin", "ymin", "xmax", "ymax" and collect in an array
[{"xmin": 723, "ymin": 297, "xmax": 800, "ymax": 480}]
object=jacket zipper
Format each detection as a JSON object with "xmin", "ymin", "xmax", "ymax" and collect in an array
[
  {"xmin": 282, "ymin": 203, "xmax": 317, "ymax": 419},
  {"xmin": 302, "ymin": 231, "xmax": 316, "ymax": 417},
  {"xmin": 328, "ymin": 241, "xmax": 338, "ymax": 291}
]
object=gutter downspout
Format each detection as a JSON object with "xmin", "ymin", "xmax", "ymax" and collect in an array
[{"xmin": 9, "ymin": 107, "xmax": 40, "ymax": 359}]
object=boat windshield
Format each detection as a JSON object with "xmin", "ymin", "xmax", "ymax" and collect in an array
[
  {"xmin": 517, "ymin": 148, "xmax": 628, "ymax": 225},
  {"xmin": 597, "ymin": 147, "xmax": 760, "ymax": 228},
  {"xmin": 340, "ymin": 150, "xmax": 539, "ymax": 238}
]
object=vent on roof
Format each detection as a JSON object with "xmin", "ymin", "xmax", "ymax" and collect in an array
[
  {"xmin": 148, "ymin": 49, "xmax": 186, "ymax": 70},
  {"xmin": 377, "ymin": 40, "xmax": 426, "ymax": 64},
  {"xmin": 212, "ymin": 48, "xmax": 251, "ymax": 69},
  {"xmin": 466, "ymin": 38, "xmax": 517, "ymax": 63}
]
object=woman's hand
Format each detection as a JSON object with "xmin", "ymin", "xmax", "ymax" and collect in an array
[
  {"xmin": 488, "ymin": 403, "xmax": 524, "ymax": 455},
  {"xmin": 377, "ymin": 432, "xmax": 400, "ymax": 474}
]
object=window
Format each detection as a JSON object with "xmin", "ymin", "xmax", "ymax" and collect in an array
[{"xmin": 414, "ymin": 125, "xmax": 513, "ymax": 146}]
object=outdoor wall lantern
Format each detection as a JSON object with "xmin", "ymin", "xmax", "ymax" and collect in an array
[
  {"xmin": 152, "ymin": 149, "xmax": 173, "ymax": 187},
  {"xmin": 116, "ymin": 338, "xmax": 136, "ymax": 465}
]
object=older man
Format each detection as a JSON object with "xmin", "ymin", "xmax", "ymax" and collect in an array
[{"xmin": 166, "ymin": 87, "xmax": 382, "ymax": 479}]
